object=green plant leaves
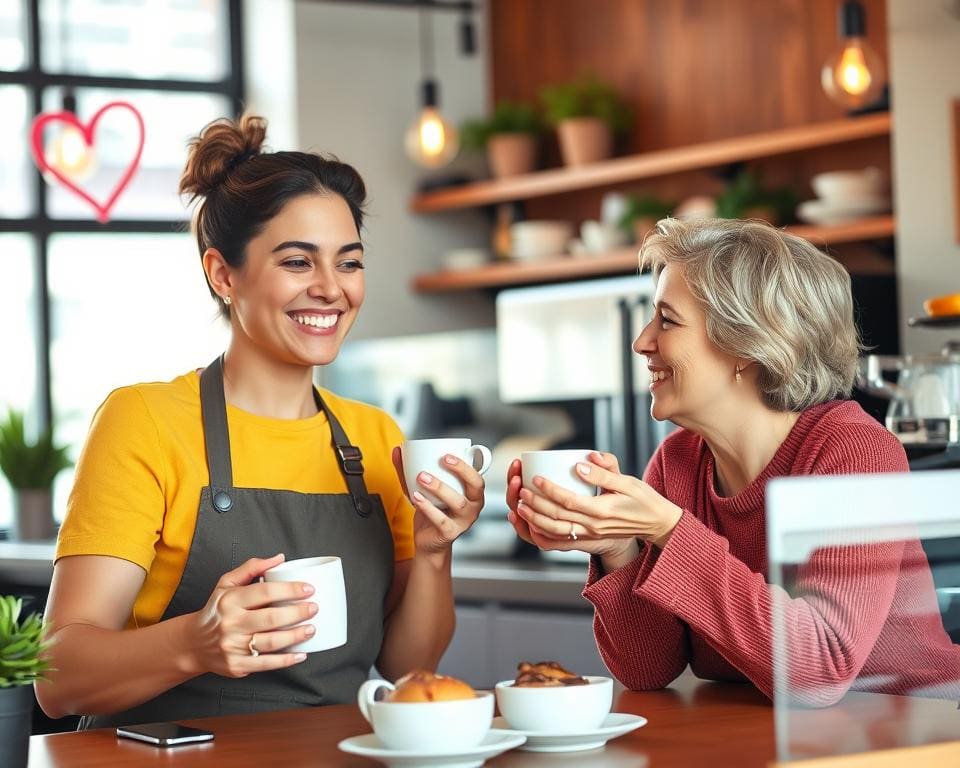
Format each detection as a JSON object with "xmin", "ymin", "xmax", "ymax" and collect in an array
[
  {"xmin": 0, "ymin": 409, "xmax": 72, "ymax": 490},
  {"xmin": 540, "ymin": 75, "xmax": 632, "ymax": 134},
  {"xmin": 461, "ymin": 102, "xmax": 541, "ymax": 150},
  {"xmin": 0, "ymin": 595, "xmax": 50, "ymax": 687}
]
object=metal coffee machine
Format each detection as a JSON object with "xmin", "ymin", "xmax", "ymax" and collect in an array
[{"xmin": 859, "ymin": 316, "xmax": 960, "ymax": 469}]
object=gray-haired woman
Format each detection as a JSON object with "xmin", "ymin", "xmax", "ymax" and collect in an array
[{"xmin": 506, "ymin": 218, "xmax": 959, "ymax": 706}]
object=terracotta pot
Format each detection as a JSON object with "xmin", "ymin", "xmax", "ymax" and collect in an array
[
  {"xmin": 0, "ymin": 686, "xmax": 32, "ymax": 768},
  {"xmin": 556, "ymin": 117, "xmax": 613, "ymax": 167},
  {"xmin": 486, "ymin": 132, "xmax": 537, "ymax": 178},
  {"xmin": 14, "ymin": 489, "xmax": 55, "ymax": 541}
]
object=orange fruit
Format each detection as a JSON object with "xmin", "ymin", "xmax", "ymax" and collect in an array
[{"xmin": 924, "ymin": 293, "xmax": 960, "ymax": 317}]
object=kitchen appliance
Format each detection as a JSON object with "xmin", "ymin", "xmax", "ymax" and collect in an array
[
  {"xmin": 496, "ymin": 275, "xmax": 671, "ymax": 480},
  {"xmin": 859, "ymin": 315, "xmax": 960, "ymax": 470}
]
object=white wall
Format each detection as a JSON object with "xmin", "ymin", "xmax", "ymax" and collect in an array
[
  {"xmin": 244, "ymin": 0, "xmax": 299, "ymax": 150},
  {"xmin": 295, "ymin": 2, "xmax": 494, "ymax": 339},
  {"xmin": 888, "ymin": 0, "xmax": 960, "ymax": 354}
]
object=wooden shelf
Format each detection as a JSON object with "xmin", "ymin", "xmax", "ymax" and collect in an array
[
  {"xmin": 411, "ymin": 113, "xmax": 892, "ymax": 213},
  {"xmin": 412, "ymin": 216, "xmax": 896, "ymax": 293}
]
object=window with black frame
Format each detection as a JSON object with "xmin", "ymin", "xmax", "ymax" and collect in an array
[{"xmin": 0, "ymin": 0, "xmax": 244, "ymax": 533}]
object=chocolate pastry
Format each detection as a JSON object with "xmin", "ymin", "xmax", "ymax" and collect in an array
[{"xmin": 513, "ymin": 661, "xmax": 589, "ymax": 687}]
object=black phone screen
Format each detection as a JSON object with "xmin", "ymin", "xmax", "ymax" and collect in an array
[{"xmin": 116, "ymin": 722, "xmax": 214, "ymax": 746}]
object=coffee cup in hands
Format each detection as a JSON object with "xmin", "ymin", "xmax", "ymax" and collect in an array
[
  {"xmin": 521, "ymin": 450, "xmax": 598, "ymax": 498},
  {"xmin": 357, "ymin": 673, "xmax": 493, "ymax": 752},
  {"xmin": 264, "ymin": 556, "xmax": 346, "ymax": 653},
  {"xmin": 401, "ymin": 438, "xmax": 492, "ymax": 509}
]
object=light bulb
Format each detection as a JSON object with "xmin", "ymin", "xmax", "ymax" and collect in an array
[
  {"xmin": 404, "ymin": 80, "xmax": 459, "ymax": 169},
  {"xmin": 821, "ymin": 2, "xmax": 886, "ymax": 110},
  {"xmin": 45, "ymin": 125, "xmax": 98, "ymax": 182}
]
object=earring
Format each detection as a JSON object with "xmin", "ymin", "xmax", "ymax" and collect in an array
[
  {"xmin": 223, "ymin": 295, "xmax": 232, "ymax": 305},
  {"xmin": 735, "ymin": 364, "xmax": 742, "ymax": 383}
]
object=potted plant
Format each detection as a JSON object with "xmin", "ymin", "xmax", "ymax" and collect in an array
[
  {"xmin": 714, "ymin": 169, "xmax": 797, "ymax": 226},
  {"xmin": 619, "ymin": 193, "xmax": 676, "ymax": 242},
  {"xmin": 540, "ymin": 75, "xmax": 632, "ymax": 166},
  {"xmin": 0, "ymin": 410, "xmax": 72, "ymax": 541},
  {"xmin": 461, "ymin": 102, "xmax": 541, "ymax": 178},
  {"xmin": 0, "ymin": 595, "xmax": 49, "ymax": 768}
]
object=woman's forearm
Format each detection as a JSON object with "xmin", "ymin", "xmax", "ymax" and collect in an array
[
  {"xmin": 377, "ymin": 550, "xmax": 455, "ymax": 681},
  {"xmin": 36, "ymin": 612, "xmax": 201, "ymax": 719}
]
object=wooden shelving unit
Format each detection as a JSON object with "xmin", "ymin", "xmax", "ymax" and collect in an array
[
  {"xmin": 411, "ymin": 113, "xmax": 892, "ymax": 213},
  {"xmin": 412, "ymin": 216, "xmax": 896, "ymax": 293}
]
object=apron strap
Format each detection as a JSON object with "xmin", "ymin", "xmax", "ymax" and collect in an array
[
  {"xmin": 314, "ymin": 389, "xmax": 374, "ymax": 518},
  {"xmin": 199, "ymin": 355, "xmax": 235, "ymax": 513}
]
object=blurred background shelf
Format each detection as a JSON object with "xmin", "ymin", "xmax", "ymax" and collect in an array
[
  {"xmin": 412, "ymin": 215, "xmax": 896, "ymax": 293},
  {"xmin": 410, "ymin": 113, "xmax": 892, "ymax": 214}
]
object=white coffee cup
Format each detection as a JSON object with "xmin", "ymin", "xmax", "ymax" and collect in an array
[
  {"xmin": 264, "ymin": 556, "xmax": 346, "ymax": 654},
  {"xmin": 521, "ymin": 449, "xmax": 598, "ymax": 497},
  {"xmin": 357, "ymin": 678, "xmax": 494, "ymax": 752},
  {"xmin": 401, "ymin": 438, "xmax": 493, "ymax": 509},
  {"xmin": 495, "ymin": 676, "xmax": 613, "ymax": 733}
]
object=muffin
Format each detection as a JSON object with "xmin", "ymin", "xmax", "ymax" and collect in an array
[{"xmin": 387, "ymin": 670, "xmax": 476, "ymax": 702}]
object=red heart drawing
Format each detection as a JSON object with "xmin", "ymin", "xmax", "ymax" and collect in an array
[{"xmin": 30, "ymin": 101, "xmax": 145, "ymax": 223}]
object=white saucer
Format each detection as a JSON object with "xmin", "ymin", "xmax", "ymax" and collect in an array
[
  {"xmin": 337, "ymin": 731, "xmax": 527, "ymax": 768},
  {"xmin": 490, "ymin": 713, "xmax": 647, "ymax": 753}
]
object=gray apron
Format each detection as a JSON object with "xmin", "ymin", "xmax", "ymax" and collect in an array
[{"xmin": 82, "ymin": 356, "xmax": 395, "ymax": 728}]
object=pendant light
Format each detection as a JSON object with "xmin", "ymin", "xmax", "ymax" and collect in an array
[
  {"xmin": 404, "ymin": 6, "xmax": 459, "ymax": 168},
  {"xmin": 821, "ymin": 1, "xmax": 885, "ymax": 110}
]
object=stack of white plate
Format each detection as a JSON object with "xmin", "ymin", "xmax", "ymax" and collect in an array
[
  {"xmin": 509, "ymin": 221, "xmax": 573, "ymax": 260},
  {"xmin": 797, "ymin": 167, "xmax": 891, "ymax": 226}
]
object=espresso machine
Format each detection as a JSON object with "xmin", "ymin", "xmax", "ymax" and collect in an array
[{"xmin": 859, "ymin": 316, "xmax": 960, "ymax": 470}]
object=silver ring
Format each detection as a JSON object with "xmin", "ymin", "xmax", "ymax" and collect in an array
[
  {"xmin": 569, "ymin": 521, "xmax": 578, "ymax": 541},
  {"xmin": 248, "ymin": 637, "xmax": 260, "ymax": 657}
]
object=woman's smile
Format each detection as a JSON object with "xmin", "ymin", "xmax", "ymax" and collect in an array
[{"xmin": 288, "ymin": 310, "xmax": 342, "ymax": 336}]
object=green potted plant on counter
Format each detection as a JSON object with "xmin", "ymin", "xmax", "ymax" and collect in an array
[
  {"xmin": 620, "ymin": 193, "xmax": 676, "ymax": 243},
  {"xmin": 0, "ymin": 595, "xmax": 49, "ymax": 768},
  {"xmin": 0, "ymin": 409, "xmax": 72, "ymax": 541},
  {"xmin": 540, "ymin": 75, "xmax": 632, "ymax": 166},
  {"xmin": 461, "ymin": 101, "xmax": 541, "ymax": 178}
]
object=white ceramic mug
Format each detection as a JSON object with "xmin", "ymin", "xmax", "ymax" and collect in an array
[
  {"xmin": 401, "ymin": 438, "xmax": 492, "ymax": 509},
  {"xmin": 521, "ymin": 449, "xmax": 598, "ymax": 497},
  {"xmin": 494, "ymin": 676, "xmax": 613, "ymax": 733},
  {"xmin": 263, "ymin": 556, "xmax": 346, "ymax": 654},
  {"xmin": 356, "ymin": 678, "xmax": 494, "ymax": 752}
]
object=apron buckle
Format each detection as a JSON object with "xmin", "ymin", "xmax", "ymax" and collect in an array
[{"xmin": 336, "ymin": 444, "xmax": 365, "ymax": 475}]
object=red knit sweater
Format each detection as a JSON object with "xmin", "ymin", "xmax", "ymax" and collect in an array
[{"xmin": 583, "ymin": 400, "xmax": 960, "ymax": 705}]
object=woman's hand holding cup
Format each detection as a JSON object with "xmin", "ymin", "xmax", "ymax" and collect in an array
[
  {"xmin": 189, "ymin": 554, "xmax": 315, "ymax": 678},
  {"xmin": 393, "ymin": 439, "xmax": 490, "ymax": 557}
]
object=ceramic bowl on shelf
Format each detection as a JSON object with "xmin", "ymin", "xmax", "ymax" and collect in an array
[
  {"xmin": 509, "ymin": 220, "xmax": 573, "ymax": 260},
  {"xmin": 811, "ymin": 167, "xmax": 885, "ymax": 203},
  {"xmin": 796, "ymin": 197, "xmax": 891, "ymax": 226}
]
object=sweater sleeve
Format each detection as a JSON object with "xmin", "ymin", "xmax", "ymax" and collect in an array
[
  {"xmin": 635, "ymin": 425, "xmax": 909, "ymax": 706},
  {"xmin": 582, "ymin": 447, "xmax": 690, "ymax": 690}
]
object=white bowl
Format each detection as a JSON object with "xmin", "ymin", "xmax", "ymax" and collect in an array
[
  {"xmin": 509, "ymin": 221, "xmax": 573, "ymax": 260},
  {"xmin": 494, "ymin": 676, "xmax": 613, "ymax": 733},
  {"xmin": 796, "ymin": 197, "xmax": 891, "ymax": 226},
  {"xmin": 811, "ymin": 167, "xmax": 885, "ymax": 203}
]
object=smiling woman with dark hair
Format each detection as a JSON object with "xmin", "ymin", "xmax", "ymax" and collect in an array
[
  {"xmin": 37, "ymin": 115, "xmax": 484, "ymax": 727},
  {"xmin": 507, "ymin": 217, "xmax": 959, "ymax": 706}
]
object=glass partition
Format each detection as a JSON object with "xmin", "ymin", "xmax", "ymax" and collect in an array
[{"xmin": 767, "ymin": 470, "xmax": 960, "ymax": 762}]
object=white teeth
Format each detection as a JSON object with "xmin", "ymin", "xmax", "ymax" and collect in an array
[
  {"xmin": 294, "ymin": 314, "xmax": 338, "ymax": 329},
  {"xmin": 651, "ymin": 370, "xmax": 671, "ymax": 382}
]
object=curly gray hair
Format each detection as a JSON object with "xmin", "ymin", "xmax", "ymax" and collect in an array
[{"xmin": 640, "ymin": 218, "xmax": 862, "ymax": 412}]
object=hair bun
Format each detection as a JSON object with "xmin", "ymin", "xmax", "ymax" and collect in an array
[{"xmin": 180, "ymin": 114, "xmax": 268, "ymax": 198}]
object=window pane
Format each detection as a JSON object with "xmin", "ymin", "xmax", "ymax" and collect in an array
[
  {"xmin": 0, "ymin": 234, "xmax": 39, "ymax": 532},
  {"xmin": 39, "ymin": 0, "xmax": 229, "ymax": 82},
  {"xmin": 0, "ymin": 0, "xmax": 27, "ymax": 70},
  {"xmin": 0, "ymin": 86, "xmax": 35, "ymax": 218},
  {"xmin": 48, "ymin": 233, "xmax": 230, "ymax": 520},
  {"xmin": 41, "ymin": 88, "xmax": 232, "ymax": 220}
]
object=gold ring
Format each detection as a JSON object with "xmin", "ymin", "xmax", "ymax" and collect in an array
[
  {"xmin": 569, "ymin": 521, "xmax": 578, "ymax": 541},
  {"xmin": 248, "ymin": 637, "xmax": 260, "ymax": 657}
]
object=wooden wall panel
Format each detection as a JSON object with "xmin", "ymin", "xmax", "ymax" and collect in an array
[{"xmin": 489, "ymin": 0, "xmax": 889, "ymax": 153}]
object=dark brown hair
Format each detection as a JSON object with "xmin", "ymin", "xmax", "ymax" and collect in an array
[{"xmin": 180, "ymin": 114, "xmax": 368, "ymax": 318}]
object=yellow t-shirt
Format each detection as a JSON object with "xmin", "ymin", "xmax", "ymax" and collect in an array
[{"xmin": 56, "ymin": 371, "xmax": 415, "ymax": 629}]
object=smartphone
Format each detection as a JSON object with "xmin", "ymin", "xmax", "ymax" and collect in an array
[{"xmin": 116, "ymin": 722, "xmax": 215, "ymax": 747}]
